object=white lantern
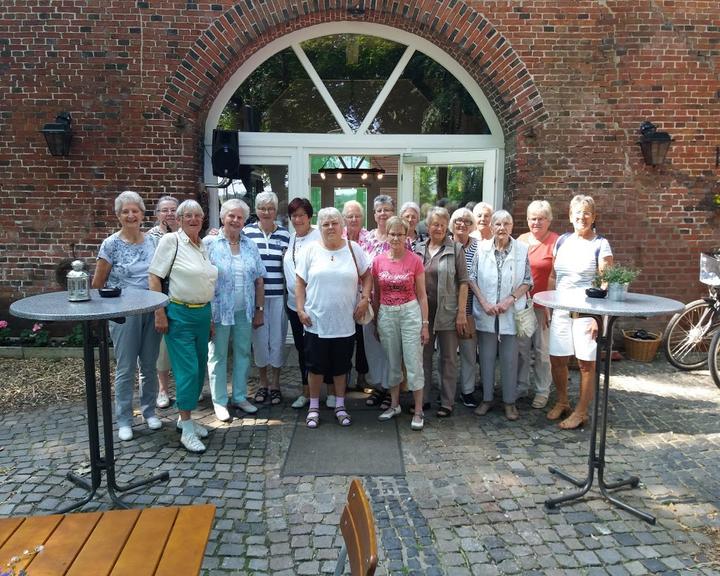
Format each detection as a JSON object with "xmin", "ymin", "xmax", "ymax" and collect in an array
[{"xmin": 66, "ymin": 260, "xmax": 91, "ymax": 301}]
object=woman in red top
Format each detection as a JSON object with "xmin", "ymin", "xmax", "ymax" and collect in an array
[
  {"xmin": 371, "ymin": 217, "xmax": 430, "ymax": 430},
  {"xmin": 516, "ymin": 200, "xmax": 559, "ymax": 409}
]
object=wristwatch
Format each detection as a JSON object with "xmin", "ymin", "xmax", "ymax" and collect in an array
[{"xmin": 255, "ymin": 306, "xmax": 264, "ymax": 311}]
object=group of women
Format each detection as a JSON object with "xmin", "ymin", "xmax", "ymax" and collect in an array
[{"xmin": 94, "ymin": 189, "xmax": 611, "ymax": 453}]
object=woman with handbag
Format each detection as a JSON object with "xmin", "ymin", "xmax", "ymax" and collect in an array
[
  {"xmin": 92, "ymin": 190, "xmax": 163, "ymax": 442},
  {"xmin": 516, "ymin": 200, "xmax": 559, "ymax": 410},
  {"xmin": 469, "ymin": 210, "xmax": 532, "ymax": 421},
  {"xmin": 371, "ymin": 217, "xmax": 430, "ymax": 430},
  {"xmin": 414, "ymin": 207, "xmax": 469, "ymax": 418},
  {"xmin": 450, "ymin": 207, "xmax": 480, "ymax": 408},
  {"xmin": 295, "ymin": 207, "xmax": 372, "ymax": 428}
]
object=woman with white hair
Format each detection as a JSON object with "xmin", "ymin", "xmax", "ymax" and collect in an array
[
  {"xmin": 93, "ymin": 191, "xmax": 163, "ymax": 442},
  {"xmin": 149, "ymin": 199, "xmax": 218, "ymax": 452},
  {"xmin": 470, "ymin": 202, "xmax": 493, "ymax": 241},
  {"xmin": 399, "ymin": 201, "xmax": 427, "ymax": 249},
  {"xmin": 204, "ymin": 199, "xmax": 265, "ymax": 422},
  {"xmin": 295, "ymin": 207, "xmax": 372, "ymax": 428},
  {"xmin": 469, "ymin": 209, "xmax": 532, "ymax": 421},
  {"xmin": 148, "ymin": 195, "xmax": 179, "ymax": 409},
  {"xmin": 450, "ymin": 207, "xmax": 480, "ymax": 408},
  {"xmin": 516, "ymin": 200, "xmax": 558, "ymax": 409},
  {"xmin": 243, "ymin": 191, "xmax": 290, "ymax": 406}
]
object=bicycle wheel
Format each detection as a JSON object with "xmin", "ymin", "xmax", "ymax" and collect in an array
[
  {"xmin": 662, "ymin": 299, "xmax": 720, "ymax": 370},
  {"xmin": 709, "ymin": 330, "xmax": 720, "ymax": 389}
]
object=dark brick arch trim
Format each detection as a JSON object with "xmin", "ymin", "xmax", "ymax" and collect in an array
[{"xmin": 160, "ymin": 2, "xmax": 547, "ymax": 135}]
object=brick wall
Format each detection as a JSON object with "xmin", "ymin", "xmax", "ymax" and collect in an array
[{"xmin": 1, "ymin": 1, "xmax": 718, "ymax": 330}]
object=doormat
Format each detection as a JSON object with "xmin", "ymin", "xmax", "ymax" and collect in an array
[{"xmin": 282, "ymin": 406, "xmax": 404, "ymax": 477}]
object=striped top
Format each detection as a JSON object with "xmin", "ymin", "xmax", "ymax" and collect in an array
[
  {"xmin": 461, "ymin": 237, "xmax": 478, "ymax": 316},
  {"xmin": 242, "ymin": 222, "xmax": 290, "ymax": 298}
]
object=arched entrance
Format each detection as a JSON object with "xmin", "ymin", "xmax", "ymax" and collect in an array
[{"xmin": 203, "ymin": 23, "xmax": 507, "ymax": 225}]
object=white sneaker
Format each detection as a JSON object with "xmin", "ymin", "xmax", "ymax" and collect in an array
[
  {"xmin": 291, "ymin": 395, "xmax": 308, "ymax": 409},
  {"xmin": 118, "ymin": 426, "xmax": 133, "ymax": 441},
  {"xmin": 156, "ymin": 390, "xmax": 170, "ymax": 409},
  {"xmin": 213, "ymin": 403, "xmax": 231, "ymax": 422},
  {"xmin": 378, "ymin": 405, "xmax": 401, "ymax": 421},
  {"xmin": 180, "ymin": 430, "xmax": 206, "ymax": 453},
  {"xmin": 176, "ymin": 417, "xmax": 209, "ymax": 438},
  {"xmin": 234, "ymin": 400, "xmax": 258, "ymax": 414},
  {"xmin": 326, "ymin": 394, "xmax": 336, "ymax": 408},
  {"xmin": 146, "ymin": 416, "xmax": 162, "ymax": 430},
  {"xmin": 411, "ymin": 413, "xmax": 424, "ymax": 431}
]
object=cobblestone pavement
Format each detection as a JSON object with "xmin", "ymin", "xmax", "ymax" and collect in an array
[{"xmin": 1, "ymin": 352, "xmax": 719, "ymax": 575}]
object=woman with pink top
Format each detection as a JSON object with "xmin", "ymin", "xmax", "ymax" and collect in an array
[{"xmin": 372, "ymin": 216, "xmax": 430, "ymax": 430}]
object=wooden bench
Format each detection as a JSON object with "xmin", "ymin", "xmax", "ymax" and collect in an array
[
  {"xmin": 0, "ymin": 504, "xmax": 215, "ymax": 575},
  {"xmin": 335, "ymin": 479, "xmax": 378, "ymax": 576}
]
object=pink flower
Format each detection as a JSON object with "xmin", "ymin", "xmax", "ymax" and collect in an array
[
  {"xmin": 0, "ymin": 320, "xmax": 7, "ymax": 329},
  {"xmin": 32, "ymin": 322, "xmax": 43, "ymax": 333}
]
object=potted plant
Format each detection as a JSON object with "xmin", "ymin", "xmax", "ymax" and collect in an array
[{"xmin": 597, "ymin": 264, "xmax": 640, "ymax": 301}]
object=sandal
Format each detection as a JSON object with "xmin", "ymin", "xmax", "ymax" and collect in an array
[
  {"xmin": 306, "ymin": 410, "xmax": 320, "ymax": 429},
  {"xmin": 559, "ymin": 412, "xmax": 589, "ymax": 430},
  {"xmin": 254, "ymin": 387, "xmax": 268, "ymax": 403},
  {"xmin": 547, "ymin": 403, "xmax": 571, "ymax": 421},
  {"xmin": 365, "ymin": 389, "xmax": 384, "ymax": 407},
  {"xmin": 436, "ymin": 406, "xmax": 453, "ymax": 418},
  {"xmin": 379, "ymin": 392, "xmax": 392, "ymax": 411},
  {"xmin": 270, "ymin": 389, "xmax": 282, "ymax": 405},
  {"xmin": 334, "ymin": 407, "xmax": 352, "ymax": 427}
]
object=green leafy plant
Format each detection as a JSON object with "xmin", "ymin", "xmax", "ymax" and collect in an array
[
  {"xmin": 19, "ymin": 322, "xmax": 50, "ymax": 347},
  {"xmin": 66, "ymin": 324, "xmax": 84, "ymax": 347},
  {"xmin": 598, "ymin": 264, "xmax": 640, "ymax": 285}
]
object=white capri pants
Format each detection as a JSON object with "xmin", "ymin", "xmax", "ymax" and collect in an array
[
  {"xmin": 363, "ymin": 321, "xmax": 390, "ymax": 389},
  {"xmin": 377, "ymin": 300, "xmax": 424, "ymax": 392},
  {"xmin": 548, "ymin": 310, "xmax": 597, "ymax": 361},
  {"xmin": 156, "ymin": 335, "xmax": 171, "ymax": 372},
  {"xmin": 252, "ymin": 296, "xmax": 288, "ymax": 368}
]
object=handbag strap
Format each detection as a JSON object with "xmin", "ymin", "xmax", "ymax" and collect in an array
[
  {"xmin": 167, "ymin": 232, "xmax": 179, "ymax": 278},
  {"xmin": 347, "ymin": 238, "xmax": 361, "ymax": 278}
]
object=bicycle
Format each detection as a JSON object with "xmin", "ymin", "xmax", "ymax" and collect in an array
[{"xmin": 662, "ymin": 251, "xmax": 720, "ymax": 372}]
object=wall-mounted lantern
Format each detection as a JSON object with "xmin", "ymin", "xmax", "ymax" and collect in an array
[
  {"xmin": 40, "ymin": 113, "xmax": 73, "ymax": 157},
  {"xmin": 638, "ymin": 121, "xmax": 672, "ymax": 166}
]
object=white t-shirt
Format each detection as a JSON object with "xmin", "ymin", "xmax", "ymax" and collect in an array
[
  {"xmin": 295, "ymin": 240, "xmax": 369, "ymax": 338},
  {"xmin": 553, "ymin": 233, "xmax": 612, "ymax": 291},
  {"xmin": 283, "ymin": 227, "xmax": 321, "ymax": 312}
]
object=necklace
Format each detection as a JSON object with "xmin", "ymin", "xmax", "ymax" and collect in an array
[{"xmin": 228, "ymin": 241, "xmax": 240, "ymax": 246}]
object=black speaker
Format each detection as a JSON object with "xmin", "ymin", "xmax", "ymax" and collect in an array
[{"xmin": 211, "ymin": 129, "xmax": 240, "ymax": 179}]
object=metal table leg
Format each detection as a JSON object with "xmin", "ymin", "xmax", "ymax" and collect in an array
[{"xmin": 544, "ymin": 315, "xmax": 655, "ymax": 524}]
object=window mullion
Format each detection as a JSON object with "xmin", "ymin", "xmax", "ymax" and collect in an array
[
  {"xmin": 357, "ymin": 46, "xmax": 415, "ymax": 135},
  {"xmin": 291, "ymin": 43, "xmax": 353, "ymax": 135}
]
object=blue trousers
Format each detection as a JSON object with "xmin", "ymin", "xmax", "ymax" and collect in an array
[{"xmin": 208, "ymin": 308, "xmax": 252, "ymax": 406}]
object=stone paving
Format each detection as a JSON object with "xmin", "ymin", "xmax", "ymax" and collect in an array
[{"xmin": 1, "ymin": 352, "xmax": 719, "ymax": 575}]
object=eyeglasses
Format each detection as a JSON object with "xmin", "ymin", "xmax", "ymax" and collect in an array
[
  {"xmin": 388, "ymin": 232, "xmax": 406, "ymax": 238},
  {"xmin": 454, "ymin": 219, "xmax": 473, "ymax": 226},
  {"xmin": 257, "ymin": 206, "xmax": 276, "ymax": 213}
]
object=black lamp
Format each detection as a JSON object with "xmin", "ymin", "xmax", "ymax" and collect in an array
[
  {"xmin": 638, "ymin": 121, "xmax": 672, "ymax": 166},
  {"xmin": 40, "ymin": 113, "xmax": 73, "ymax": 157},
  {"xmin": 319, "ymin": 156, "xmax": 385, "ymax": 181}
]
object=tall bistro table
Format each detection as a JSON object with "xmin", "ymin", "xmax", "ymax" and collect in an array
[
  {"xmin": 533, "ymin": 288, "xmax": 683, "ymax": 524},
  {"xmin": 10, "ymin": 289, "xmax": 170, "ymax": 513}
]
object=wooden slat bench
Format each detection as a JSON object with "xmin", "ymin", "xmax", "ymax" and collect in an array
[{"xmin": 0, "ymin": 504, "xmax": 215, "ymax": 576}]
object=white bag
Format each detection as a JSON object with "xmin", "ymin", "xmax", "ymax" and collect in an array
[{"xmin": 515, "ymin": 298, "xmax": 537, "ymax": 338}]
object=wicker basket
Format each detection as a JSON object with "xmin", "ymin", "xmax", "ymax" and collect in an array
[{"xmin": 622, "ymin": 330, "xmax": 661, "ymax": 362}]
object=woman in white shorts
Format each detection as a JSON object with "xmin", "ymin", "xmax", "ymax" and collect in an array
[{"xmin": 547, "ymin": 195, "xmax": 613, "ymax": 429}]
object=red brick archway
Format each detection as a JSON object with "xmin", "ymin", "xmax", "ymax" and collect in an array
[{"xmin": 159, "ymin": 3, "xmax": 547, "ymax": 136}]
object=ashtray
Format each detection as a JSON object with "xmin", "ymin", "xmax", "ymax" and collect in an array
[
  {"xmin": 585, "ymin": 287, "xmax": 607, "ymax": 299},
  {"xmin": 99, "ymin": 287, "xmax": 122, "ymax": 298}
]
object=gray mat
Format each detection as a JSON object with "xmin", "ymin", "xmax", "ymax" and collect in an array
[{"xmin": 282, "ymin": 406, "xmax": 404, "ymax": 476}]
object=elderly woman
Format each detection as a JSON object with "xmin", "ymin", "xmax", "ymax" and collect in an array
[
  {"xmin": 359, "ymin": 195, "xmax": 399, "ymax": 408},
  {"xmin": 372, "ymin": 217, "xmax": 430, "ymax": 430},
  {"xmin": 470, "ymin": 210, "xmax": 532, "ymax": 421},
  {"xmin": 517, "ymin": 200, "xmax": 559, "ymax": 410},
  {"xmin": 450, "ymin": 207, "xmax": 479, "ymax": 408},
  {"xmin": 92, "ymin": 191, "xmax": 163, "ymax": 442},
  {"xmin": 547, "ymin": 195, "xmax": 613, "ymax": 429},
  {"xmin": 415, "ymin": 207, "xmax": 468, "ymax": 417},
  {"xmin": 296, "ymin": 207, "xmax": 372, "ymax": 428},
  {"xmin": 243, "ymin": 191, "xmax": 290, "ymax": 405},
  {"xmin": 470, "ymin": 202, "xmax": 493, "ymax": 241},
  {"xmin": 284, "ymin": 197, "xmax": 322, "ymax": 409},
  {"xmin": 400, "ymin": 201, "xmax": 427, "ymax": 250},
  {"xmin": 149, "ymin": 199, "xmax": 218, "ymax": 453},
  {"xmin": 341, "ymin": 200, "xmax": 370, "ymax": 392},
  {"xmin": 148, "ymin": 195, "xmax": 179, "ymax": 409},
  {"xmin": 204, "ymin": 199, "xmax": 265, "ymax": 422}
]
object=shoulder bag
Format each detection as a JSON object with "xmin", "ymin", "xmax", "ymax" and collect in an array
[
  {"xmin": 512, "ymin": 242, "xmax": 537, "ymax": 338},
  {"xmin": 160, "ymin": 233, "xmax": 179, "ymax": 295},
  {"xmin": 347, "ymin": 239, "xmax": 374, "ymax": 325}
]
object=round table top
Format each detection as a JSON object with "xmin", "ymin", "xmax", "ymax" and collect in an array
[
  {"xmin": 10, "ymin": 289, "xmax": 168, "ymax": 322},
  {"xmin": 533, "ymin": 289, "xmax": 684, "ymax": 318}
]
